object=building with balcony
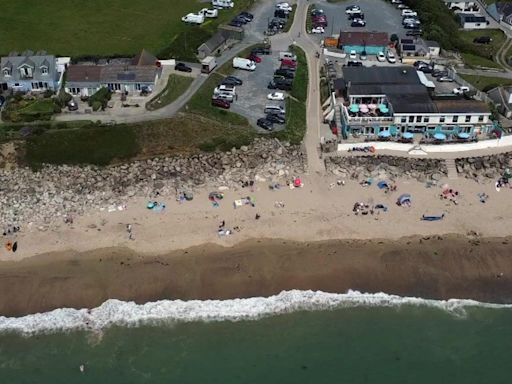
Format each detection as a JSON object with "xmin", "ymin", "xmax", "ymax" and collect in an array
[
  {"xmin": 0, "ymin": 50, "xmax": 64, "ymax": 93},
  {"xmin": 333, "ymin": 66, "xmax": 492, "ymax": 139},
  {"xmin": 338, "ymin": 31, "xmax": 389, "ymax": 55}
]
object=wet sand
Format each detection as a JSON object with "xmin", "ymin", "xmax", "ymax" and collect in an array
[{"xmin": 1, "ymin": 235, "xmax": 511, "ymax": 317}]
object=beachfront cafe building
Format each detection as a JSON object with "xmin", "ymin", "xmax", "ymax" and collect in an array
[{"xmin": 333, "ymin": 66, "xmax": 493, "ymax": 140}]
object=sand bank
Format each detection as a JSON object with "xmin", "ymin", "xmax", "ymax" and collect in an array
[{"xmin": 1, "ymin": 235, "xmax": 511, "ymax": 317}]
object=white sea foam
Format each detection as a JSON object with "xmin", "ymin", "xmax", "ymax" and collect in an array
[{"xmin": 1, "ymin": 290, "xmax": 511, "ymax": 336}]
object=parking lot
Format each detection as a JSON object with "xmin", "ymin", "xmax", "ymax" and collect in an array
[
  {"xmin": 308, "ymin": 0, "xmax": 409, "ymax": 44},
  {"xmin": 229, "ymin": 49, "xmax": 288, "ymax": 132}
]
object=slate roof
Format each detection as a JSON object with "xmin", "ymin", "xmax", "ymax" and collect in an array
[
  {"xmin": 434, "ymin": 99, "xmax": 490, "ymax": 113},
  {"xmin": 131, "ymin": 49, "xmax": 158, "ymax": 66},
  {"xmin": 66, "ymin": 64, "xmax": 156, "ymax": 84},
  {"xmin": 0, "ymin": 51, "xmax": 58, "ymax": 82}
]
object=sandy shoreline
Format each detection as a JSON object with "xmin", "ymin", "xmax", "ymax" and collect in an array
[
  {"xmin": 1, "ymin": 235, "xmax": 512, "ymax": 317},
  {"xmin": 2, "ymin": 174, "xmax": 512, "ymax": 316}
]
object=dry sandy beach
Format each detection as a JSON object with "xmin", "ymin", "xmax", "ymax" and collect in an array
[{"xmin": 1, "ymin": 173, "xmax": 512, "ymax": 315}]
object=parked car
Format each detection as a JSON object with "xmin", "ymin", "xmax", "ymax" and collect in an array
[
  {"xmin": 311, "ymin": 26, "xmax": 325, "ymax": 34},
  {"xmin": 348, "ymin": 12, "xmax": 364, "ymax": 20},
  {"xmin": 432, "ymin": 70, "xmax": 448, "ymax": 78},
  {"xmin": 437, "ymin": 76, "xmax": 454, "ymax": 82},
  {"xmin": 281, "ymin": 58, "xmax": 297, "ymax": 68},
  {"xmin": 274, "ymin": 69, "xmax": 295, "ymax": 78},
  {"xmin": 349, "ymin": 50, "xmax": 357, "ymax": 60},
  {"xmin": 351, "ymin": 19, "xmax": 366, "ymax": 27},
  {"xmin": 229, "ymin": 19, "xmax": 243, "ymax": 27},
  {"xmin": 345, "ymin": 5, "xmax": 361, "ymax": 14},
  {"xmin": 417, "ymin": 65, "xmax": 433, "ymax": 73},
  {"xmin": 266, "ymin": 113, "xmax": 285, "ymax": 124},
  {"xmin": 175, "ymin": 62, "xmax": 192, "ymax": 72},
  {"xmin": 360, "ymin": 51, "xmax": 367, "ymax": 60},
  {"xmin": 453, "ymin": 86, "xmax": 470, "ymax": 95},
  {"xmin": 257, "ymin": 118, "xmax": 274, "ymax": 130},
  {"xmin": 268, "ymin": 80, "xmax": 292, "ymax": 91},
  {"xmin": 211, "ymin": 98, "xmax": 231, "ymax": 109},
  {"xmin": 267, "ymin": 92, "xmax": 285, "ymax": 101},
  {"xmin": 280, "ymin": 64, "xmax": 296, "ymax": 71},
  {"xmin": 213, "ymin": 92, "xmax": 234, "ymax": 102},
  {"xmin": 377, "ymin": 51, "xmax": 386, "ymax": 62},
  {"xmin": 274, "ymin": 9, "xmax": 289, "ymax": 18},
  {"xmin": 473, "ymin": 36, "xmax": 492, "ymax": 44},
  {"xmin": 67, "ymin": 99, "xmax": 78, "ymax": 111},
  {"xmin": 406, "ymin": 29, "xmax": 423, "ymax": 36},
  {"xmin": 311, "ymin": 8, "xmax": 324, "ymax": 16},
  {"xmin": 413, "ymin": 60, "xmax": 429, "ymax": 68},
  {"xmin": 251, "ymin": 46, "xmax": 271, "ymax": 55},
  {"xmin": 386, "ymin": 51, "xmax": 397, "ymax": 63},
  {"xmin": 221, "ymin": 76, "xmax": 242, "ymax": 86},
  {"xmin": 239, "ymin": 11, "xmax": 254, "ymax": 21},
  {"xmin": 247, "ymin": 54, "xmax": 262, "ymax": 63},
  {"xmin": 346, "ymin": 60, "xmax": 363, "ymax": 67}
]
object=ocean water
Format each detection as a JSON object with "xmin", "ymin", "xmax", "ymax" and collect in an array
[{"xmin": 0, "ymin": 291, "xmax": 511, "ymax": 384}]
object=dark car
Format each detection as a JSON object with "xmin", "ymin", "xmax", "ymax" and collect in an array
[
  {"xmin": 311, "ymin": 9, "xmax": 324, "ymax": 17},
  {"xmin": 348, "ymin": 12, "xmax": 364, "ymax": 20},
  {"xmin": 275, "ymin": 69, "xmax": 295, "ymax": 78},
  {"xmin": 406, "ymin": 29, "xmax": 423, "ymax": 36},
  {"xmin": 346, "ymin": 60, "xmax": 363, "ymax": 67},
  {"xmin": 351, "ymin": 19, "xmax": 366, "ymax": 27},
  {"xmin": 67, "ymin": 99, "xmax": 79, "ymax": 111},
  {"xmin": 252, "ymin": 46, "xmax": 271, "ymax": 55},
  {"xmin": 413, "ymin": 60, "xmax": 429, "ymax": 68},
  {"xmin": 432, "ymin": 70, "xmax": 448, "ymax": 78},
  {"xmin": 229, "ymin": 19, "xmax": 243, "ymax": 27},
  {"xmin": 257, "ymin": 118, "xmax": 274, "ymax": 131},
  {"xmin": 268, "ymin": 81, "xmax": 293, "ymax": 91},
  {"xmin": 417, "ymin": 65, "xmax": 433, "ymax": 73},
  {"xmin": 238, "ymin": 12, "xmax": 253, "ymax": 22},
  {"xmin": 274, "ymin": 9, "xmax": 289, "ymax": 18},
  {"xmin": 280, "ymin": 64, "xmax": 296, "ymax": 71},
  {"xmin": 211, "ymin": 98, "xmax": 231, "ymax": 109},
  {"xmin": 266, "ymin": 113, "xmax": 285, "ymax": 124},
  {"xmin": 175, "ymin": 62, "xmax": 192, "ymax": 72},
  {"xmin": 222, "ymin": 75, "xmax": 243, "ymax": 85},
  {"xmin": 473, "ymin": 36, "xmax": 492, "ymax": 44}
]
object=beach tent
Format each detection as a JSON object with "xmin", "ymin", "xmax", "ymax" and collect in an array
[
  {"xmin": 433, "ymin": 132, "xmax": 446, "ymax": 140},
  {"xmin": 397, "ymin": 193, "xmax": 412, "ymax": 206},
  {"xmin": 377, "ymin": 180, "xmax": 389, "ymax": 189},
  {"xmin": 403, "ymin": 132, "xmax": 414, "ymax": 140}
]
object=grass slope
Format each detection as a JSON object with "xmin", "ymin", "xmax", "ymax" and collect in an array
[
  {"xmin": 146, "ymin": 75, "xmax": 193, "ymax": 111},
  {"xmin": 0, "ymin": 0, "xmax": 253, "ymax": 60},
  {"xmin": 459, "ymin": 74, "xmax": 512, "ymax": 91}
]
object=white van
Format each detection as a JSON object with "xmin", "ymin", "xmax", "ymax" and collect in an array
[
  {"xmin": 279, "ymin": 51, "xmax": 297, "ymax": 61},
  {"xmin": 212, "ymin": 0, "xmax": 234, "ymax": 8},
  {"xmin": 213, "ymin": 93, "xmax": 234, "ymax": 102},
  {"xmin": 401, "ymin": 9, "xmax": 417, "ymax": 17},
  {"xmin": 181, "ymin": 13, "xmax": 205, "ymax": 24},
  {"xmin": 264, "ymin": 105, "xmax": 285, "ymax": 114},
  {"xmin": 199, "ymin": 8, "xmax": 219, "ymax": 18},
  {"xmin": 233, "ymin": 57, "xmax": 256, "ymax": 71}
]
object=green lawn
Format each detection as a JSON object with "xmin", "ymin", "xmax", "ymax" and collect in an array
[
  {"xmin": 0, "ymin": 0, "xmax": 254, "ymax": 60},
  {"xmin": 459, "ymin": 74, "xmax": 512, "ymax": 91},
  {"xmin": 461, "ymin": 53, "xmax": 502, "ymax": 69},
  {"xmin": 25, "ymin": 124, "xmax": 140, "ymax": 167},
  {"xmin": 283, "ymin": 5, "xmax": 297, "ymax": 33},
  {"xmin": 146, "ymin": 74, "xmax": 194, "ymax": 111},
  {"xmin": 459, "ymin": 29, "xmax": 506, "ymax": 67},
  {"xmin": 289, "ymin": 45, "xmax": 308, "ymax": 103}
]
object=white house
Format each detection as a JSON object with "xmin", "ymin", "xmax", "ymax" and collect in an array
[
  {"xmin": 443, "ymin": 0, "xmax": 479, "ymax": 13},
  {"xmin": 458, "ymin": 13, "xmax": 489, "ymax": 29},
  {"xmin": 0, "ymin": 50, "xmax": 64, "ymax": 93}
]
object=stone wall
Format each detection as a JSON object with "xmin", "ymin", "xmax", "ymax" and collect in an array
[
  {"xmin": 325, "ymin": 155, "xmax": 447, "ymax": 181},
  {"xmin": 0, "ymin": 138, "xmax": 306, "ymax": 226},
  {"xmin": 455, "ymin": 153, "xmax": 512, "ymax": 180}
]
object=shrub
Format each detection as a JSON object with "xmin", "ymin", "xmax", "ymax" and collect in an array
[
  {"xmin": 43, "ymin": 89, "xmax": 54, "ymax": 98},
  {"xmin": 88, "ymin": 87, "xmax": 111, "ymax": 109},
  {"xmin": 57, "ymin": 90, "xmax": 72, "ymax": 105},
  {"xmin": 91, "ymin": 100, "xmax": 102, "ymax": 111},
  {"xmin": 52, "ymin": 102, "xmax": 62, "ymax": 113}
]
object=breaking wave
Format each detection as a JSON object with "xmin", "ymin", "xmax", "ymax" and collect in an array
[{"xmin": 1, "ymin": 290, "xmax": 511, "ymax": 336}]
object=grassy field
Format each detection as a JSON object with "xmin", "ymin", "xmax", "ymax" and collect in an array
[
  {"xmin": 0, "ymin": 0, "xmax": 253, "ymax": 60},
  {"xmin": 461, "ymin": 53, "xmax": 502, "ymax": 69},
  {"xmin": 25, "ymin": 124, "xmax": 140, "ymax": 167},
  {"xmin": 146, "ymin": 74, "xmax": 194, "ymax": 111},
  {"xmin": 459, "ymin": 74, "xmax": 512, "ymax": 91},
  {"xmin": 459, "ymin": 29, "xmax": 506, "ymax": 68}
]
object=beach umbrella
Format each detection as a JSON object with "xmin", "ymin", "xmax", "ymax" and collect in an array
[
  {"xmin": 349, "ymin": 104, "xmax": 359, "ymax": 113},
  {"xmin": 457, "ymin": 132, "xmax": 470, "ymax": 139},
  {"xmin": 397, "ymin": 193, "xmax": 411, "ymax": 206},
  {"xmin": 433, "ymin": 132, "xmax": 446, "ymax": 140},
  {"xmin": 368, "ymin": 104, "xmax": 377, "ymax": 110},
  {"xmin": 378, "ymin": 104, "xmax": 389, "ymax": 113},
  {"xmin": 378, "ymin": 130, "xmax": 391, "ymax": 138},
  {"xmin": 403, "ymin": 132, "xmax": 414, "ymax": 139},
  {"xmin": 359, "ymin": 104, "xmax": 369, "ymax": 113},
  {"xmin": 293, "ymin": 178, "xmax": 302, "ymax": 188}
]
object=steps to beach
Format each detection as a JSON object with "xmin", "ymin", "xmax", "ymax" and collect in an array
[{"xmin": 445, "ymin": 159, "xmax": 458, "ymax": 180}]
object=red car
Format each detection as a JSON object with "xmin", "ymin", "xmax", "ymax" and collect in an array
[
  {"xmin": 211, "ymin": 98, "xmax": 230, "ymax": 109},
  {"xmin": 281, "ymin": 58, "xmax": 296, "ymax": 68},
  {"xmin": 247, "ymin": 54, "xmax": 262, "ymax": 63}
]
